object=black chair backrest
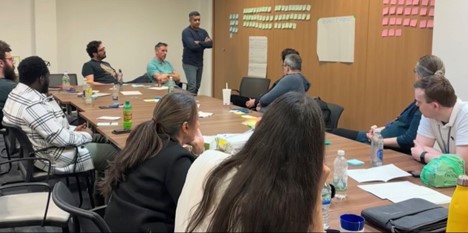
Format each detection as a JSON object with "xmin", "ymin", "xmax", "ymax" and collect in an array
[
  {"xmin": 239, "ymin": 77, "xmax": 271, "ymax": 99},
  {"xmin": 1, "ymin": 123, "xmax": 36, "ymax": 181},
  {"xmin": 326, "ymin": 102, "xmax": 344, "ymax": 130},
  {"xmin": 49, "ymin": 73, "xmax": 78, "ymax": 87},
  {"xmin": 52, "ymin": 182, "xmax": 111, "ymax": 233}
]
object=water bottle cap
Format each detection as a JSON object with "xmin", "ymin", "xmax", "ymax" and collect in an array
[
  {"xmin": 374, "ymin": 128, "xmax": 382, "ymax": 134},
  {"xmin": 457, "ymin": 175, "xmax": 468, "ymax": 186},
  {"xmin": 337, "ymin": 150, "xmax": 345, "ymax": 156}
]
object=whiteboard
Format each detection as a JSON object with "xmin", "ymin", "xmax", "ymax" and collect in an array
[{"xmin": 432, "ymin": 0, "xmax": 468, "ymax": 101}]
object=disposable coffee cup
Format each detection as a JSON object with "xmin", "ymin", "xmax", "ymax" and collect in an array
[
  {"xmin": 340, "ymin": 214, "xmax": 365, "ymax": 232},
  {"xmin": 222, "ymin": 88, "xmax": 231, "ymax": 105}
]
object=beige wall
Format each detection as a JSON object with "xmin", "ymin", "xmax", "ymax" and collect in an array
[{"xmin": 1, "ymin": 0, "xmax": 213, "ymax": 96}]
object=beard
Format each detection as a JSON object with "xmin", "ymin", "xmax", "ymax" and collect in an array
[
  {"xmin": 4, "ymin": 64, "xmax": 17, "ymax": 81},
  {"xmin": 40, "ymin": 77, "xmax": 49, "ymax": 94}
]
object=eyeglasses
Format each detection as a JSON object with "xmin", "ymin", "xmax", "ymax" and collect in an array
[{"xmin": 43, "ymin": 60, "xmax": 51, "ymax": 66}]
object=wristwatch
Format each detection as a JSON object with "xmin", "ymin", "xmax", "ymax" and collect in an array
[{"xmin": 420, "ymin": 151, "xmax": 428, "ymax": 164}]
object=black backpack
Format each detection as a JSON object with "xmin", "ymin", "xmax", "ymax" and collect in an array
[{"xmin": 314, "ymin": 97, "xmax": 332, "ymax": 128}]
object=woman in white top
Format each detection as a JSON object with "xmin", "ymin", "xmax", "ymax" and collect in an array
[{"xmin": 175, "ymin": 92, "xmax": 330, "ymax": 232}]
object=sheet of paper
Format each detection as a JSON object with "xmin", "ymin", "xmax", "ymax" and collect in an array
[
  {"xmin": 317, "ymin": 16, "xmax": 355, "ymax": 63},
  {"xmin": 92, "ymin": 93, "xmax": 110, "ymax": 98},
  {"xmin": 148, "ymin": 86, "xmax": 168, "ymax": 90},
  {"xmin": 248, "ymin": 36, "xmax": 268, "ymax": 78},
  {"xmin": 348, "ymin": 164, "xmax": 411, "ymax": 183},
  {"xmin": 96, "ymin": 122, "xmax": 119, "ymax": 126},
  {"xmin": 97, "ymin": 116, "xmax": 121, "ymax": 120},
  {"xmin": 120, "ymin": 91, "xmax": 142, "ymax": 96},
  {"xmin": 199, "ymin": 111, "xmax": 213, "ymax": 118},
  {"xmin": 143, "ymin": 99, "xmax": 160, "ymax": 103},
  {"xmin": 358, "ymin": 181, "xmax": 451, "ymax": 204}
]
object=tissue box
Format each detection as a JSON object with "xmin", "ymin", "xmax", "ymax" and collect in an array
[{"xmin": 215, "ymin": 130, "xmax": 253, "ymax": 154}]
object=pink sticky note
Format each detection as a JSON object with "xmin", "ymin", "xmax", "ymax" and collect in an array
[
  {"xmin": 398, "ymin": 0, "xmax": 405, "ymax": 4},
  {"xmin": 419, "ymin": 20, "xmax": 427, "ymax": 28},
  {"xmin": 382, "ymin": 17, "xmax": 389, "ymax": 25},
  {"xmin": 427, "ymin": 19, "xmax": 434, "ymax": 28},
  {"xmin": 389, "ymin": 18, "xmax": 396, "ymax": 25},
  {"xmin": 403, "ymin": 18, "xmax": 411, "ymax": 26},
  {"xmin": 396, "ymin": 18, "xmax": 403, "ymax": 25},
  {"xmin": 389, "ymin": 29, "xmax": 395, "ymax": 36},
  {"xmin": 421, "ymin": 0, "xmax": 429, "ymax": 5},
  {"xmin": 383, "ymin": 0, "xmax": 390, "ymax": 4},
  {"xmin": 389, "ymin": 6, "xmax": 396, "ymax": 14},
  {"xmin": 420, "ymin": 7, "xmax": 427, "ymax": 15},
  {"xmin": 429, "ymin": 7, "xmax": 434, "ymax": 16},
  {"xmin": 430, "ymin": 0, "xmax": 435, "ymax": 6},
  {"xmin": 395, "ymin": 29, "xmax": 402, "ymax": 36},
  {"xmin": 397, "ymin": 6, "xmax": 404, "ymax": 14},
  {"xmin": 382, "ymin": 29, "xmax": 389, "ymax": 37},
  {"xmin": 404, "ymin": 7, "xmax": 411, "ymax": 15},
  {"xmin": 410, "ymin": 19, "xmax": 418, "ymax": 27},
  {"xmin": 406, "ymin": 0, "xmax": 412, "ymax": 5},
  {"xmin": 391, "ymin": 0, "xmax": 397, "ymax": 4},
  {"xmin": 383, "ymin": 7, "xmax": 389, "ymax": 15},
  {"xmin": 412, "ymin": 7, "xmax": 419, "ymax": 15},
  {"xmin": 413, "ymin": 0, "xmax": 420, "ymax": 5}
]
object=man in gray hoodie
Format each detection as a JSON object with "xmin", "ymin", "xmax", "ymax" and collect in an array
[{"xmin": 246, "ymin": 53, "xmax": 310, "ymax": 112}]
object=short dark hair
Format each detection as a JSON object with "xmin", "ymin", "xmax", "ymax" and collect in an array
[
  {"xmin": 86, "ymin": 40, "xmax": 102, "ymax": 58},
  {"xmin": 18, "ymin": 56, "xmax": 50, "ymax": 85},
  {"xmin": 281, "ymin": 48, "xmax": 299, "ymax": 61},
  {"xmin": 414, "ymin": 73, "xmax": 457, "ymax": 107},
  {"xmin": 0, "ymin": 40, "xmax": 12, "ymax": 61},
  {"xmin": 189, "ymin": 11, "xmax": 200, "ymax": 18},
  {"xmin": 155, "ymin": 42, "xmax": 168, "ymax": 50}
]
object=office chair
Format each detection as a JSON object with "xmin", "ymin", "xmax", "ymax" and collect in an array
[
  {"xmin": 326, "ymin": 102, "xmax": 344, "ymax": 130},
  {"xmin": 0, "ymin": 158, "xmax": 70, "ymax": 232},
  {"xmin": 232, "ymin": 77, "xmax": 271, "ymax": 99},
  {"xmin": 52, "ymin": 181, "xmax": 111, "ymax": 233},
  {"xmin": 48, "ymin": 73, "xmax": 78, "ymax": 88},
  {"xmin": 2, "ymin": 122, "xmax": 96, "ymax": 208}
]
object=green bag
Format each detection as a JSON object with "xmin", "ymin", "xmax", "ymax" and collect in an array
[{"xmin": 420, "ymin": 154, "xmax": 465, "ymax": 188}]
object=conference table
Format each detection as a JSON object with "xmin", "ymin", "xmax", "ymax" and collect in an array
[{"xmin": 52, "ymin": 84, "xmax": 455, "ymax": 232}]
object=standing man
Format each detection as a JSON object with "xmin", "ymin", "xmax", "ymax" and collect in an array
[
  {"xmin": 411, "ymin": 73, "xmax": 468, "ymax": 173},
  {"xmin": 82, "ymin": 40, "xmax": 119, "ymax": 85},
  {"xmin": 0, "ymin": 40, "xmax": 17, "ymax": 126},
  {"xmin": 182, "ymin": 11, "xmax": 213, "ymax": 95},
  {"xmin": 147, "ymin": 42, "xmax": 181, "ymax": 86}
]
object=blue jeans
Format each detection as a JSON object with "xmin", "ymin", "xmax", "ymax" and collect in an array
[{"xmin": 183, "ymin": 63, "xmax": 203, "ymax": 95}]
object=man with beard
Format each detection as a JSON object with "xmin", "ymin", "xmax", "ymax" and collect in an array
[
  {"xmin": 82, "ymin": 40, "xmax": 119, "ymax": 85},
  {"xmin": 0, "ymin": 40, "xmax": 17, "ymax": 127},
  {"xmin": 3, "ymin": 56, "xmax": 118, "ymax": 203}
]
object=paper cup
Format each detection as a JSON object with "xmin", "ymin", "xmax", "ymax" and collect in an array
[{"xmin": 222, "ymin": 88, "xmax": 231, "ymax": 105}]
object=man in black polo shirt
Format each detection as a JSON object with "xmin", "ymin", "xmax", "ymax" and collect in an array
[{"xmin": 82, "ymin": 40, "xmax": 118, "ymax": 85}]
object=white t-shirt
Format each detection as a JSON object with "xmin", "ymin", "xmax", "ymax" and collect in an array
[
  {"xmin": 174, "ymin": 150, "xmax": 232, "ymax": 232},
  {"xmin": 417, "ymin": 99, "xmax": 468, "ymax": 153}
]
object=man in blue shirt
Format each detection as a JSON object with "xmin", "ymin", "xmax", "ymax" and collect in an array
[
  {"xmin": 147, "ymin": 42, "xmax": 180, "ymax": 86},
  {"xmin": 182, "ymin": 11, "xmax": 213, "ymax": 95}
]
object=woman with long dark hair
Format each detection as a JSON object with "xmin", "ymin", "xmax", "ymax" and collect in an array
[
  {"xmin": 100, "ymin": 92, "xmax": 204, "ymax": 232},
  {"xmin": 175, "ymin": 92, "xmax": 330, "ymax": 232}
]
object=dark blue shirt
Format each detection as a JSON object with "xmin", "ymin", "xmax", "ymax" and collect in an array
[{"xmin": 182, "ymin": 26, "xmax": 212, "ymax": 66}]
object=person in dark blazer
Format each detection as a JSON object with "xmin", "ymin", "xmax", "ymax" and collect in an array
[{"xmin": 99, "ymin": 92, "xmax": 204, "ymax": 233}]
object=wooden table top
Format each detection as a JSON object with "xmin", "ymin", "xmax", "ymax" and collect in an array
[{"xmin": 52, "ymin": 85, "xmax": 454, "ymax": 232}]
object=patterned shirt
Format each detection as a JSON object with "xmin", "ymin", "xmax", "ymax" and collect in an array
[{"xmin": 2, "ymin": 83, "xmax": 94, "ymax": 174}]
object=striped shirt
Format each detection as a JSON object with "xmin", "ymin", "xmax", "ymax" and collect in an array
[{"xmin": 2, "ymin": 83, "xmax": 94, "ymax": 174}]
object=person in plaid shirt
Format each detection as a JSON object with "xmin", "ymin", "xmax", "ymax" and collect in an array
[{"xmin": 2, "ymin": 56, "xmax": 117, "ymax": 201}]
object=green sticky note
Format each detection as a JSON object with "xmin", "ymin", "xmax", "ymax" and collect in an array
[{"xmin": 347, "ymin": 159, "xmax": 364, "ymax": 166}]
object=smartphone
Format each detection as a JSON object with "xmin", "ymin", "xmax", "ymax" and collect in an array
[
  {"xmin": 112, "ymin": 129, "xmax": 131, "ymax": 134},
  {"xmin": 408, "ymin": 170, "xmax": 421, "ymax": 178}
]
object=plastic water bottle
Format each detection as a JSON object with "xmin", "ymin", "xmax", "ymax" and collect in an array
[
  {"xmin": 62, "ymin": 72, "xmax": 71, "ymax": 91},
  {"xmin": 123, "ymin": 101, "xmax": 132, "ymax": 130},
  {"xmin": 167, "ymin": 77, "xmax": 176, "ymax": 94},
  {"xmin": 370, "ymin": 130, "xmax": 384, "ymax": 167},
  {"xmin": 84, "ymin": 79, "xmax": 93, "ymax": 105},
  {"xmin": 447, "ymin": 175, "xmax": 468, "ymax": 232},
  {"xmin": 112, "ymin": 83, "xmax": 119, "ymax": 103},
  {"xmin": 321, "ymin": 183, "xmax": 332, "ymax": 229},
  {"xmin": 333, "ymin": 149, "xmax": 348, "ymax": 200},
  {"xmin": 118, "ymin": 69, "xmax": 124, "ymax": 85}
]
